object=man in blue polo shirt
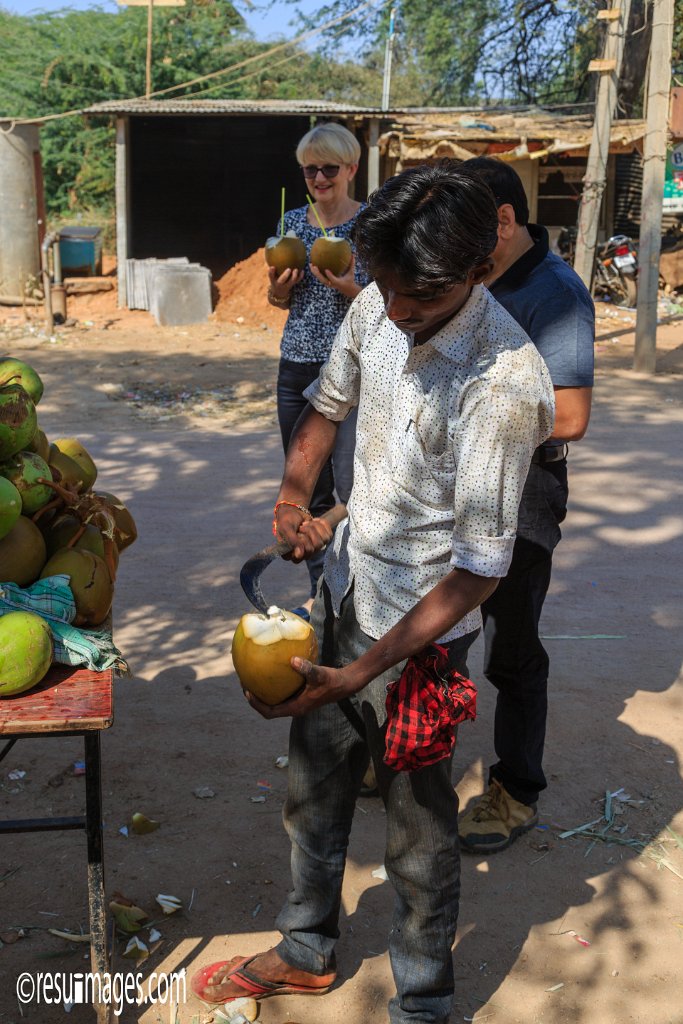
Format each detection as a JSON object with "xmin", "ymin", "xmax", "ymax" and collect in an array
[{"xmin": 458, "ymin": 157, "xmax": 594, "ymax": 852}]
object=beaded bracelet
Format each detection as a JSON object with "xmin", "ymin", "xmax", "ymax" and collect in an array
[
  {"xmin": 267, "ymin": 286, "xmax": 291, "ymax": 309},
  {"xmin": 272, "ymin": 500, "xmax": 312, "ymax": 536}
]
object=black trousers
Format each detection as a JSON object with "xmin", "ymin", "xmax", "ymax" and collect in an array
[{"xmin": 481, "ymin": 458, "xmax": 569, "ymax": 806}]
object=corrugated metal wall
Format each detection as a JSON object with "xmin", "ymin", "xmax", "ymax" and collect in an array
[{"xmin": 614, "ymin": 152, "xmax": 643, "ymax": 236}]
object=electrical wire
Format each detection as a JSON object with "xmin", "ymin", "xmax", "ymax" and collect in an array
[{"xmin": 3, "ymin": 0, "xmax": 390, "ymax": 127}]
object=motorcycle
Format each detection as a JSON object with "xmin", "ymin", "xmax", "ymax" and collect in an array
[{"xmin": 558, "ymin": 227, "xmax": 638, "ymax": 308}]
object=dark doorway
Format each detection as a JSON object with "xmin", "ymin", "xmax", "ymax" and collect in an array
[{"xmin": 129, "ymin": 114, "xmax": 311, "ymax": 279}]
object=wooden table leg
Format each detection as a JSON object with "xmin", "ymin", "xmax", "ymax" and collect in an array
[{"xmin": 84, "ymin": 731, "xmax": 111, "ymax": 1023}]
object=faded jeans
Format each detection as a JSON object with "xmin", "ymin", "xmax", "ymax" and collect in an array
[
  {"xmin": 277, "ymin": 358, "xmax": 357, "ymax": 597},
  {"xmin": 275, "ymin": 583, "xmax": 479, "ymax": 1023}
]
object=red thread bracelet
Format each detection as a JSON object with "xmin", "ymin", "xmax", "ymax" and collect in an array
[{"xmin": 272, "ymin": 500, "xmax": 312, "ymax": 536}]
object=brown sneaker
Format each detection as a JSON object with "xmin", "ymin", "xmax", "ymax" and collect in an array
[{"xmin": 458, "ymin": 779, "xmax": 538, "ymax": 853}]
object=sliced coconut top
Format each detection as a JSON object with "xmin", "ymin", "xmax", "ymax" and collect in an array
[
  {"xmin": 241, "ymin": 606, "xmax": 312, "ymax": 645},
  {"xmin": 265, "ymin": 230, "xmax": 301, "ymax": 247}
]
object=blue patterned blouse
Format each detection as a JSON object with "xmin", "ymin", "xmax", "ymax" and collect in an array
[{"xmin": 276, "ymin": 204, "xmax": 370, "ymax": 363}]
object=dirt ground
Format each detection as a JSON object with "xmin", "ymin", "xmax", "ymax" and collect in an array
[{"xmin": 0, "ymin": 285, "xmax": 682, "ymax": 1024}]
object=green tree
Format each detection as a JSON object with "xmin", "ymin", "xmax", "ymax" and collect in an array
[
  {"xmin": 0, "ymin": 1, "xmax": 254, "ymax": 213},
  {"xmin": 291, "ymin": 0, "xmax": 605, "ymax": 106}
]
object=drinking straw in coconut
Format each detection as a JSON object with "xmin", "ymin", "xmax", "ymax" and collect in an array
[
  {"xmin": 306, "ymin": 194, "xmax": 328, "ymax": 237},
  {"xmin": 280, "ymin": 187, "xmax": 286, "ymax": 238}
]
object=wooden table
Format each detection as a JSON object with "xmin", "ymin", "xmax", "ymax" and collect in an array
[{"xmin": 0, "ymin": 664, "xmax": 114, "ymax": 1022}]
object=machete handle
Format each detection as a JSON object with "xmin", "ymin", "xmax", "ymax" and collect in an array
[
  {"xmin": 317, "ymin": 503, "xmax": 348, "ymax": 534},
  {"xmin": 240, "ymin": 503, "xmax": 348, "ymax": 613}
]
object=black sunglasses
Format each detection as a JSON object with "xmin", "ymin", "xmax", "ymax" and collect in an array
[{"xmin": 301, "ymin": 164, "xmax": 341, "ymax": 180}]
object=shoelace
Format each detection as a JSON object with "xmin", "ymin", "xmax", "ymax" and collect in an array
[{"xmin": 472, "ymin": 783, "xmax": 511, "ymax": 823}]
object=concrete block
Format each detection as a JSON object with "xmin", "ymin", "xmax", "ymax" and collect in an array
[{"xmin": 149, "ymin": 265, "xmax": 212, "ymax": 326}]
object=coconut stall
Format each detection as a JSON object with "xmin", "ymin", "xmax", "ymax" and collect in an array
[{"xmin": 0, "ymin": 356, "xmax": 136, "ymax": 693}]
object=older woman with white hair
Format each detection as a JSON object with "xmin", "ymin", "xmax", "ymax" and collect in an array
[{"xmin": 268, "ymin": 122, "xmax": 370, "ymax": 618}]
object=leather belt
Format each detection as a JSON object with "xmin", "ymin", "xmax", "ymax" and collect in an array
[{"xmin": 532, "ymin": 444, "xmax": 568, "ymax": 465}]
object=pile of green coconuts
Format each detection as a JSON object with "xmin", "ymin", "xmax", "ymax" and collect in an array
[{"xmin": 0, "ymin": 357, "xmax": 137, "ymax": 697}]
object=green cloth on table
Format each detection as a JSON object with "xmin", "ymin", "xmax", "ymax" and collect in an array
[{"xmin": 0, "ymin": 575, "xmax": 128, "ymax": 674}]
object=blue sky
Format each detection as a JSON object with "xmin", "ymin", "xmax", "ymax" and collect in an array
[{"xmin": 1, "ymin": 0, "xmax": 322, "ymax": 41}]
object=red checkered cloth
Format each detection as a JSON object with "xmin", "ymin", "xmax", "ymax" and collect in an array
[{"xmin": 384, "ymin": 643, "xmax": 477, "ymax": 771}]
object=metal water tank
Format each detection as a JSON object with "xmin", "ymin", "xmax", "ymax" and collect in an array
[{"xmin": 0, "ymin": 122, "xmax": 41, "ymax": 301}]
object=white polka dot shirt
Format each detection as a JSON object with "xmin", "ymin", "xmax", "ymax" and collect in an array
[{"xmin": 304, "ymin": 282, "xmax": 555, "ymax": 642}]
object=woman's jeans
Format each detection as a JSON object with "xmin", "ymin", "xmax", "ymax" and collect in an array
[
  {"xmin": 277, "ymin": 358, "xmax": 357, "ymax": 596},
  {"xmin": 274, "ymin": 584, "xmax": 479, "ymax": 1023}
]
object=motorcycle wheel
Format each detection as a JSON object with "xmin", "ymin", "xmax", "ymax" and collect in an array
[{"xmin": 606, "ymin": 271, "xmax": 637, "ymax": 308}]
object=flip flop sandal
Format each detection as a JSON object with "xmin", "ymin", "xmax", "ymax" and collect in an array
[
  {"xmin": 226, "ymin": 954, "xmax": 336, "ymax": 1001},
  {"xmin": 191, "ymin": 956, "xmax": 252, "ymax": 1002},
  {"xmin": 191, "ymin": 953, "xmax": 336, "ymax": 1004}
]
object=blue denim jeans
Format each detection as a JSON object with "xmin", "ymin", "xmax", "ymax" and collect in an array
[
  {"xmin": 275, "ymin": 583, "xmax": 478, "ymax": 1023},
  {"xmin": 481, "ymin": 459, "xmax": 569, "ymax": 805},
  {"xmin": 277, "ymin": 358, "xmax": 357, "ymax": 596}
]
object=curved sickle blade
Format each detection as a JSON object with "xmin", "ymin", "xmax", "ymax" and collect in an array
[{"xmin": 239, "ymin": 504, "xmax": 347, "ymax": 613}]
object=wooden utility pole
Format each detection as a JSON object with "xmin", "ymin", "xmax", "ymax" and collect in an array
[
  {"xmin": 573, "ymin": 0, "xmax": 632, "ymax": 289},
  {"xmin": 381, "ymin": 6, "xmax": 396, "ymax": 110},
  {"xmin": 117, "ymin": 0, "xmax": 185, "ymax": 98},
  {"xmin": 146, "ymin": 0, "xmax": 154, "ymax": 99},
  {"xmin": 634, "ymin": 0, "xmax": 675, "ymax": 373}
]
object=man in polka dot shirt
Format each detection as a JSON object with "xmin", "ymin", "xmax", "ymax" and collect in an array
[{"xmin": 203, "ymin": 165, "xmax": 554, "ymax": 1022}]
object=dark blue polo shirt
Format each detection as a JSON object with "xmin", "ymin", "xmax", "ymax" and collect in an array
[{"xmin": 489, "ymin": 224, "xmax": 594, "ymax": 388}]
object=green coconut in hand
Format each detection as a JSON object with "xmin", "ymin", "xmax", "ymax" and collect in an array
[
  {"xmin": 0, "ymin": 611, "xmax": 53, "ymax": 697},
  {"xmin": 310, "ymin": 234, "xmax": 352, "ymax": 277},
  {"xmin": 265, "ymin": 231, "xmax": 306, "ymax": 276}
]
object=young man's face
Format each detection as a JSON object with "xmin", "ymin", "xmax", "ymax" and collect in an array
[{"xmin": 374, "ymin": 264, "xmax": 491, "ymax": 341}]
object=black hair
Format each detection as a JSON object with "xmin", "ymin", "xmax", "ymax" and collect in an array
[
  {"xmin": 353, "ymin": 161, "xmax": 499, "ymax": 289},
  {"xmin": 461, "ymin": 156, "xmax": 529, "ymax": 226}
]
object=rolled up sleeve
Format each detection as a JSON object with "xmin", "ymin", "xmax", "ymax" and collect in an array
[{"xmin": 451, "ymin": 360, "xmax": 555, "ymax": 578}]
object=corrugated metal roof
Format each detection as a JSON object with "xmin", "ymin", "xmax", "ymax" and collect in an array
[{"xmin": 84, "ymin": 98, "xmax": 388, "ymax": 116}]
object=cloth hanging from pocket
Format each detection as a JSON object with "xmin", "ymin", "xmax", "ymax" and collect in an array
[{"xmin": 384, "ymin": 643, "xmax": 477, "ymax": 771}]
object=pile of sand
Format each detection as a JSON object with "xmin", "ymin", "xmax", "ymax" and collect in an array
[{"xmin": 214, "ymin": 247, "xmax": 288, "ymax": 333}]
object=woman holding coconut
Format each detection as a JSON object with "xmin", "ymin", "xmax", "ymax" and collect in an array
[{"xmin": 267, "ymin": 122, "xmax": 370, "ymax": 619}]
